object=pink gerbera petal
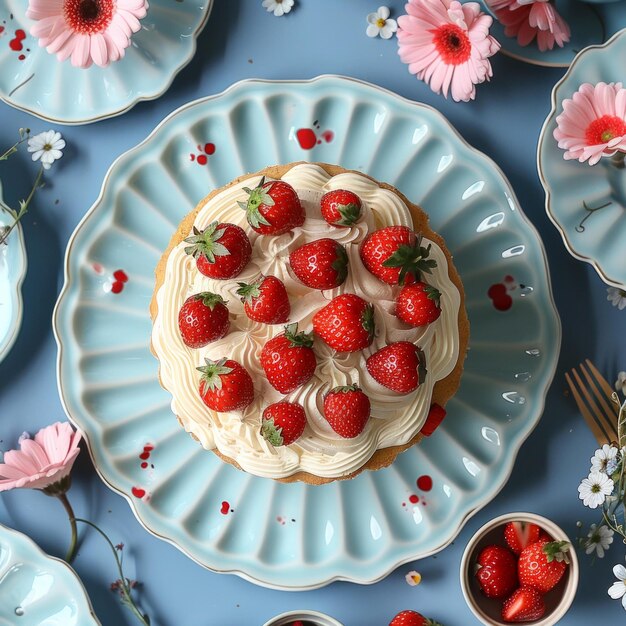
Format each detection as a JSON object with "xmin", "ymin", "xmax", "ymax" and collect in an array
[
  {"xmin": 0, "ymin": 422, "xmax": 82, "ymax": 493},
  {"xmin": 554, "ymin": 82, "xmax": 626, "ymax": 165},
  {"xmin": 26, "ymin": 0, "xmax": 149, "ymax": 68},
  {"xmin": 397, "ymin": 0, "xmax": 500, "ymax": 102}
]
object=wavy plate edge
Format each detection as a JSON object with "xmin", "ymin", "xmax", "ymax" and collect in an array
[
  {"xmin": 0, "ymin": 0, "xmax": 214, "ymax": 125},
  {"xmin": 537, "ymin": 27, "xmax": 626, "ymax": 291},
  {"xmin": 52, "ymin": 75, "xmax": 562, "ymax": 590},
  {"xmin": 0, "ymin": 182, "xmax": 27, "ymax": 364},
  {"xmin": 0, "ymin": 523, "xmax": 101, "ymax": 625}
]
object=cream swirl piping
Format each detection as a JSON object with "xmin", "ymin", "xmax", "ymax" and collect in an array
[{"xmin": 152, "ymin": 164, "xmax": 461, "ymax": 479}]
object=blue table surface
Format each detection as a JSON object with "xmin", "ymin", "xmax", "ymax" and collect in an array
[{"xmin": 1, "ymin": 2, "xmax": 626, "ymax": 625}]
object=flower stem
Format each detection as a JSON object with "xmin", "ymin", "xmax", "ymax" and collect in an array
[
  {"xmin": 56, "ymin": 493, "xmax": 79, "ymax": 564},
  {"xmin": 75, "ymin": 518, "xmax": 150, "ymax": 626},
  {"xmin": 0, "ymin": 165, "xmax": 44, "ymax": 246},
  {"xmin": 611, "ymin": 151, "xmax": 626, "ymax": 169}
]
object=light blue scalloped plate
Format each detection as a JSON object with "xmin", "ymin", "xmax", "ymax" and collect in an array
[
  {"xmin": 53, "ymin": 76, "xmax": 561, "ymax": 590},
  {"xmin": 0, "ymin": 0, "xmax": 213, "ymax": 124},
  {"xmin": 0, "ymin": 182, "xmax": 27, "ymax": 364},
  {"xmin": 0, "ymin": 524, "xmax": 100, "ymax": 626},
  {"xmin": 538, "ymin": 28, "xmax": 626, "ymax": 290},
  {"xmin": 477, "ymin": 0, "xmax": 626, "ymax": 68}
]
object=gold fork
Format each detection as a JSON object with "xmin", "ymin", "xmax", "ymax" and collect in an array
[{"xmin": 565, "ymin": 359, "xmax": 620, "ymax": 446}]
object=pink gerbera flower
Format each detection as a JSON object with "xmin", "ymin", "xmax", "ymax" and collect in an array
[
  {"xmin": 397, "ymin": 0, "xmax": 500, "ymax": 102},
  {"xmin": 0, "ymin": 422, "xmax": 81, "ymax": 492},
  {"xmin": 489, "ymin": 0, "xmax": 570, "ymax": 52},
  {"xmin": 554, "ymin": 82, "xmax": 626, "ymax": 165},
  {"xmin": 26, "ymin": 0, "xmax": 149, "ymax": 69}
]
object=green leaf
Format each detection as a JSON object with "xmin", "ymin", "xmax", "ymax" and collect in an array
[
  {"xmin": 196, "ymin": 292, "xmax": 227, "ymax": 309},
  {"xmin": 283, "ymin": 322, "xmax": 314, "ymax": 348},
  {"xmin": 196, "ymin": 357, "xmax": 233, "ymax": 392},
  {"xmin": 236, "ymin": 279, "xmax": 262, "ymax": 303},
  {"xmin": 361, "ymin": 304, "xmax": 375, "ymax": 341},
  {"xmin": 331, "ymin": 244, "xmax": 348, "ymax": 284},
  {"xmin": 381, "ymin": 232, "xmax": 439, "ymax": 284},
  {"xmin": 261, "ymin": 418, "xmax": 284, "ymax": 446},
  {"xmin": 543, "ymin": 540, "xmax": 570, "ymax": 564}
]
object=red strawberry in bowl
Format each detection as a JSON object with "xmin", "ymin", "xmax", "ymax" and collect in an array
[
  {"xmin": 260, "ymin": 323, "xmax": 317, "ymax": 393},
  {"xmin": 237, "ymin": 275, "xmax": 290, "ymax": 324},
  {"xmin": 320, "ymin": 189, "xmax": 362, "ymax": 227},
  {"xmin": 360, "ymin": 226, "xmax": 437, "ymax": 285},
  {"xmin": 261, "ymin": 401, "xmax": 307, "ymax": 446},
  {"xmin": 389, "ymin": 610, "xmax": 443, "ymax": 626},
  {"xmin": 312, "ymin": 294, "xmax": 375, "ymax": 352},
  {"xmin": 289, "ymin": 238, "xmax": 348, "ymax": 290},
  {"xmin": 239, "ymin": 177, "xmax": 305, "ymax": 235},
  {"xmin": 366, "ymin": 342, "xmax": 426, "ymax": 394},
  {"xmin": 396, "ymin": 282, "xmax": 442, "ymax": 327},
  {"xmin": 178, "ymin": 292, "xmax": 230, "ymax": 348},
  {"xmin": 323, "ymin": 384, "xmax": 371, "ymax": 438},
  {"xmin": 504, "ymin": 521, "xmax": 542, "ymax": 556},
  {"xmin": 501, "ymin": 587, "xmax": 546, "ymax": 623},
  {"xmin": 197, "ymin": 358, "xmax": 254, "ymax": 412},
  {"xmin": 184, "ymin": 221, "xmax": 251, "ymax": 279},
  {"xmin": 474, "ymin": 544, "xmax": 518, "ymax": 599},
  {"xmin": 518, "ymin": 539, "xmax": 570, "ymax": 593}
]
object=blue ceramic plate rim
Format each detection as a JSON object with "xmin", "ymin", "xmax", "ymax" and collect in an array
[
  {"xmin": 53, "ymin": 75, "xmax": 561, "ymax": 590},
  {"xmin": 0, "ymin": 0, "xmax": 214, "ymax": 125},
  {"xmin": 537, "ymin": 27, "xmax": 626, "ymax": 290},
  {"xmin": 0, "ymin": 182, "xmax": 27, "ymax": 364},
  {"xmin": 0, "ymin": 524, "xmax": 101, "ymax": 625}
]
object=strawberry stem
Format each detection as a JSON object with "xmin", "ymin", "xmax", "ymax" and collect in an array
[
  {"xmin": 382, "ymin": 233, "xmax": 438, "ymax": 285},
  {"xmin": 196, "ymin": 357, "xmax": 233, "ymax": 392},
  {"xmin": 183, "ymin": 222, "xmax": 230, "ymax": 263},
  {"xmin": 283, "ymin": 323, "xmax": 314, "ymax": 348},
  {"xmin": 238, "ymin": 177, "xmax": 273, "ymax": 227}
]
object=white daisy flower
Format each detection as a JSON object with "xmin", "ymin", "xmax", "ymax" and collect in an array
[
  {"xmin": 615, "ymin": 371, "xmax": 626, "ymax": 395},
  {"xmin": 27, "ymin": 130, "xmax": 65, "ymax": 170},
  {"xmin": 591, "ymin": 444, "xmax": 619, "ymax": 474},
  {"xmin": 607, "ymin": 287, "xmax": 626, "ymax": 311},
  {"xmin": 262, "ymin": 0, "xmax": 294, "ymax": 17},
  {"xmin": 578, "ymin": 471, "xmax": 614, "ymax": 509},
  {"xmin": 585, "ymin": 524, "xmax": 614, "ymax": 558},
  {"xmin": 608, "ymin": 558, "xmax": 626, "ymax": 610},
  {"xmin": 366, "ymin": 6, "xmax": 398, "ymax": 39}
]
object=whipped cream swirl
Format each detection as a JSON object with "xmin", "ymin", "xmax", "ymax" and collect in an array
[{"xmin": 152, "ymin": 164, "xmax": 461, "ymax": 479}]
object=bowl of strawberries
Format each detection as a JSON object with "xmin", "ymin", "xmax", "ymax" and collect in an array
[
  {"xmin": 262, "ymin": 610, "xmax": 343, "ymax": 626},
  {"xmin": 460, "ymin": 512, "xmax": 579, "ymax": 625}
]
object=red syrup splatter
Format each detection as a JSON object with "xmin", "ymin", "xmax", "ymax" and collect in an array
[
  {"xmin": 141, "ymin": 462, "xmax": 148, "ymax": 469},
  {"xmin": 295, "ymin": 123, "xmax": 334, "ymax": 150},
  {"xmin": 190, "ymin": 143, "xmax": 216, "ymax": 165},
  {"xmin": 408, "ymin": 494, "xmax": 419, "ymax": 504},
  {"xmin": 132, "ymin": 487, "xmax": 146, "ymax": 499},
  {"xmin": 220, "ymin": 501, "xmax": 233, "ymax": 515},
  {"xmin": 18, "ymin": 54, "xmax": 24, "ymax": 61},
  {"xmin": 138, "ymin": 444, "xmax": 154, "ymax": 470},
  {"xmin": 9, "ymin": 29, "xmax": 25, "ymax": 51},
  {"xmin": 487, "ymin": 282, "xmax": 513, "ymax": 311},
  {"xmin": 92, "ymin": 262, "xmax": 104, "ymax": 274},
  {"xmin": 417, "ymin": 475, "xmax": 433, "ymax": 492},
  {"xmin": 110, "ymin": 269, "xmax": 129, "ymax": 294},
  {"xmin": 0, "ymin": 26, "xmax": 5, "ymax": 35}
]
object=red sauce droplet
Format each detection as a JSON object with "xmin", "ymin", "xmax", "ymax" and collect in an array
[
  {"xmin": 144, "ymin": 445, "xmax": 154, "ymax": 452},
  {"xmin": 488, "ymin": 283, "xmax": 513, "ymax": 311},
  {"xmin": 140, "ymin": 462, "xmax": 148, "ymax": 469},
  {"xmin": 296, "ymin": 128, "xmax": 317, "ymax": 150},
  {"xmin": 190, "ymin": 154, "xmax": 195, "ymax": 161},
  {"xmin": 197, "ymin": 154, "xmax": 208, "ymax": 165},
  {"xmin": 417, "ymin": 475, "xmax": 433, "ymax": 492},
  {"xmin": 110, "ymin": 281, "xmax": 124, "ymax": 294},
  {"xmin": 409, "ymin": 494, "xmax": 419, "ymax": 504},
  {"xmin": 9, "ymin": 30, "xmax": 26, "ymax": 51},
  {"xmin": 132, "ymin": 487, "xmax": 146, "ymax": 498},
  {"xmin": 220, "ymin": 501, "xmax": 231, "ymax": 515},
  {"xmin": 322, "ymin": 130, "xmax": 334, "ymax": 143},
  {"xmin": 0, "ymin": 26, "xmax": 5, "ymax": 34},
  {"xmin": 139, "ymin": 451, "xmax": 150, "ymax": 460},
  {"xmin": 113, "ymin": 269, "xmax": 128, "ymax": 282},
  {"xmin": 18, "ymin": 54, "xmax": 25, "ymax": 60},
  {"xmin": 204, "ymin": 143, "xmax": 215, "ymax": 155}
]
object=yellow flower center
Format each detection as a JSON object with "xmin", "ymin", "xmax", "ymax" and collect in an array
[{"xmin": 377, "ymin": 17, "xmax": 386, "ymax": 28}]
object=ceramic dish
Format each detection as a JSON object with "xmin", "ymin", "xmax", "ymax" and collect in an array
[
  {"xmin": 538, "ymin": 28, "xmax": 626, "ymax": 290},
  {"xmin": 0, "ymin": 182, "xmax": 27, "ymax": 364},
  {"xmin": 262, "ymin": 610, "xmax": 344, "ymax": 626},
  {"xmin": 0, "ymin": 524, "xmax": 100, "ymax": 626},
  {"xmin": 478, "ymin": 0, "xmax": 623, "ymax": 68},
  {"xmin": 53, "ymin": 76, "xmax": 561, "ymax": 590},
  {"xmin": 460, "ymin": 512, "xmax": 579, "ymax": 626},
  {"xmin": 0, "ymin": 0, "xmax": 213, "ymax": 124}
]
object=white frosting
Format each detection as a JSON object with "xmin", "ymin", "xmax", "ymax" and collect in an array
[{"xmin": 152, "ymin": 164, "xmax": 461, "ymax": 479}]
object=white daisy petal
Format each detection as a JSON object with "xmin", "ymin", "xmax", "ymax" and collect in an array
[{"xmin": 609, "ymin": 581, "xmax": 625, "ymax": 599}]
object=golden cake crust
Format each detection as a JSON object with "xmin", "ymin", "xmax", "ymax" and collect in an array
[{"xmin": 150, "ymin": 162, "xmax": 469, "ymax": 484}]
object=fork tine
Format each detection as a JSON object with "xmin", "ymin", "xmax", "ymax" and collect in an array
[
  {"xmin": 580, "ymin": 361, "xmax": 619, "ymax": 442},
  {"xmin": 565, "ymin": 371, "xmax": 611, "ymax": 445},
  {"xmin": 585, "ymin": 360, "xmax": 619, "ymax": 416}
]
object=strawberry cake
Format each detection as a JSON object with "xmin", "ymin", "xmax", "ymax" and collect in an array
[{"xmin": 150, "ymin": 162, "xmax": 469, "ymax": 484}]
